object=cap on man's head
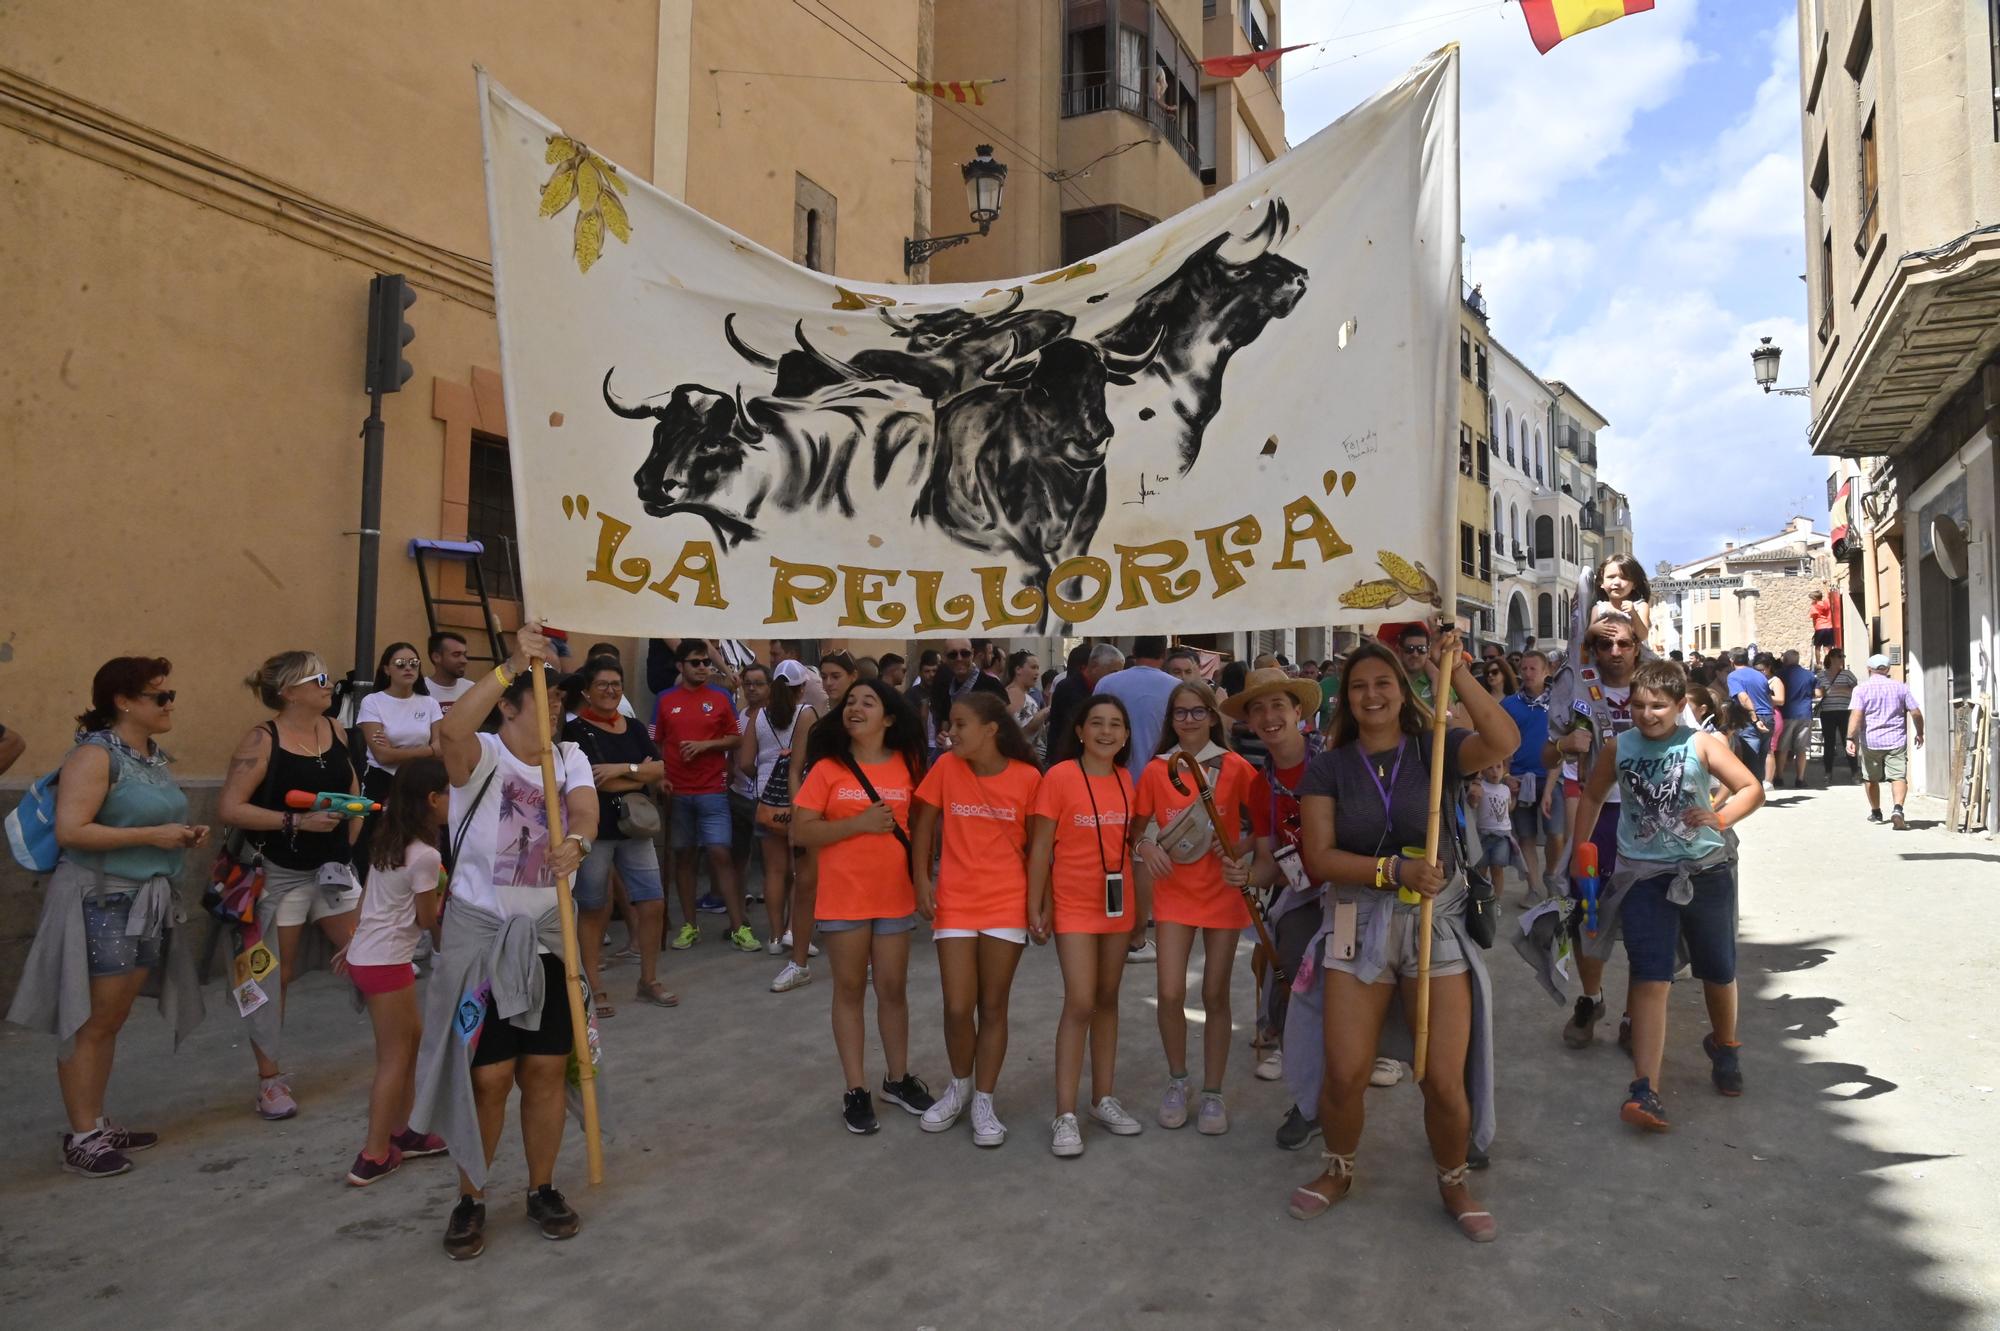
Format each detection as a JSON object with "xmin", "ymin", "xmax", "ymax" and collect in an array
[{"xmin": 1866, "ymin": 653, "xmax": 1891, "ymax": 672}]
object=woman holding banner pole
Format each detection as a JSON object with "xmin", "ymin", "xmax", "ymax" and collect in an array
[{"xmin": 1284, "ymin": 632, "xmax": 1514, "ymax": 1242}]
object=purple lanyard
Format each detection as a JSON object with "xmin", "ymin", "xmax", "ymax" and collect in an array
[{"xmin": 1362, "ymin": 738, "xmax": 1408, "ymax": 825}]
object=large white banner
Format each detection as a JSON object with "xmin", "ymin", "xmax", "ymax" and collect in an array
[{"xmin": 477, "ymin": 49, "xmax": 1459, "ymax": 638}]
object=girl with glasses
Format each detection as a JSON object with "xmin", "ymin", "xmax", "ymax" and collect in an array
[
  {"xmin": 1133, "ymin": 682, "xmax": 1267, "ymax": 1135},
  {"xmin": 354, "ymin": 642, "xmax": 442, "ymax": 869}
]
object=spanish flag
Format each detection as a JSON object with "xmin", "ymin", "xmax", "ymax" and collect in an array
[
  {"xmin": 1522, "ymin": 0, "xmax": 1654, "ymax": 54},
  {"xmin": 907, "ymin": 79, "xmax": 996, "ymax": 107}
]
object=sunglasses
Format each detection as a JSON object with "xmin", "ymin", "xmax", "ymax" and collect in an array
[
  {"xmin": 139, "ymin": 690, "xmax": 177, "ymax": 706},
  {"xmin": 683, "ymin": 658, "xmax": 713, "ymax": 668},
  {"xmin": 389, "ymin": 657, "xmax": 421, "ymax": 669},
  {"xmin": 1172, "ymin": 706, "xmax": 1211, "ymax": 722},
  {"xmin": 291, "ymin": 672, "xmax": 331, "ymax": 690},
  {"xmin": 1403, "ymin": 644, "xmax": 1430, "ymax": 656}
]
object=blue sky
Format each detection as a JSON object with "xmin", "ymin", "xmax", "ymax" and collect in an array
[{"xmin": 1277, "ymin": 0, "xmax": 1817, "ymax": 568}]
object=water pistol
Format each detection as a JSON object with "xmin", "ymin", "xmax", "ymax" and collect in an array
[
  {"xmin": 285, "ymin": 790, "xmax": 380, "ymax": 818},
  {"xmin": 1575, "ymin": 840, "xmax": 1600, "ymax": 938}
]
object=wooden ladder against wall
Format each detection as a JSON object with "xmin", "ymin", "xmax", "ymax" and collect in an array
[{"xmin": 407, "ymin": 539, "xmax": 507, "ymax": 666}]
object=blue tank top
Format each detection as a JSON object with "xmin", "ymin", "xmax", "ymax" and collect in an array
[
  {"xmin": 67, "ymin": 736, "xmax": 190, "ymax": 880},
  {"xmin": 1613, "ymin": 726, "xmax": 1726, "ymax": 863}
]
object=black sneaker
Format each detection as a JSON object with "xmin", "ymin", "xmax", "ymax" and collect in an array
[
  {"xmin": 61, "ymin": 1129, "xmax": 132, "ymax": 1179},
  {"xmin": 1620, "ymin": 1077, "xmax": 1670, "ymax": 1132},
  {"xmin": 98, "ymin": 1120, "xmax": 158, "ymax": 1153},
  {"xmin": 1704, "ymin": 1033, "xmax": 1744, "ymax": 1096},
  {"xmin": 1891, "ymin": 805, "xmax": 1907, "ymax": 831},
  {"xmin": 1275, "ymin": 1105, "xmax": 1322, "ymax": 1151},
  {"xmin": 843, "ymin": 1087, "xmax": 881, "ymax": 1135},
  {"xmin": 526, "ymin": 1184, "xmax": 580, "ymax": 1240},
  {"xmin": 881, "ymin": 1073, "xmax": 935, "ymax": 1115},
  {"xmin": 1866, "ymin": 809, "xmax": 1883, "ymax": 824},
  {"xmin": 1616, "ymin": 1015, "xmax": 1633, "ymax": 1054},
  {"xmin": 443, "ymin": 1196, "xmax": 486, "ymax": 1260},
  {"xmin": 1563, "ymin": 995, "xmax": 1607, "ymax": 1049}
]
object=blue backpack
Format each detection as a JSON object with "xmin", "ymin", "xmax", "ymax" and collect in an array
[{"xmin": 5, "ymin": 767, "xmax": 61, "ymax": 872}]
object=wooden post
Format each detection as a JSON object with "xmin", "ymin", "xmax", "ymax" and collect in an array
[
  {"xmin": 1411, "ymin": 668, "xmax": 1452, "ymax": 1082},
  {"xmin": 528, "ymin": 662, "xmax": 605, "ymax": 1185}
]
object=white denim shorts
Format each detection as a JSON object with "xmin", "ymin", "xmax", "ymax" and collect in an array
[
  {"xmin": 264, "ymin": 863, "xmax": 362, "ymax": 928},
  {"xmin": 933, "ymin": 927, "xmax": 1030, "ymax": 945}
]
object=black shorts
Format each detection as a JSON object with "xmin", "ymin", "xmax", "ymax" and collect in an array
[
  {"xmin": 469, "ymin": 953, "xmax": 576, "ymax": 1066},
  {"xmin": 1812, "ymin": 628, "xmax": 1835, "ymax": 647}
]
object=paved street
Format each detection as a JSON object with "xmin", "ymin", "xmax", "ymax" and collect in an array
[{"xmin": 3, "ymin": 782, "xmax": 1996, "ymax": 1330}]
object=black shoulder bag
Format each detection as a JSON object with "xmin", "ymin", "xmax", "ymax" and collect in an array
[{"xmin": 837, "ymin": 753, "xmax": 911, "ymax": 852}]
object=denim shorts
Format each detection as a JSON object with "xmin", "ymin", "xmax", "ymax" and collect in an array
[
  {"xmin": 818, "ymin": 913, "xmax": 920, "ymax": 936},
  {"xmin": 574, "ymin": 836, "xmax": 665, "ymax": 909},
  {"xmin": 1621, "ymin": 864, "xmax": 1738, "ymax": 984},
  {"xmin": 1479, "ymin": 833, "xmax": 1514, "ymax": 867},
  {"xmin": 669, "ymin": 791, "xmax": 733, "ymax": 849},
  {"xmin": 83, "ymin": 892, "xmax": 162, "ymax": 978}
]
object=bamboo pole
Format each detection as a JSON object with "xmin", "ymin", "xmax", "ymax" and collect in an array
[{"xmin": 528, "ymin": 661, "xmax": 605, "ymax": 1186}]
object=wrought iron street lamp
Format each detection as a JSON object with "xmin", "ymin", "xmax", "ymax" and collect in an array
[
  {"xmin": 905, "ymin": 145, "xmax": 1007, "ymax": 274},
  {"xmin": 1750, "ymin": 337, "xmax": 1811, "ymax": 397}
]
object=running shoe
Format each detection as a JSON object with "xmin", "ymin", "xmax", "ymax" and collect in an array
[
  {"xmin": 779, "ymin": 929, "xmax": 821, "ymax": 957},
  {"xmin": 727, "ymin": 924, "xmax": 762, "ymax": 953},
  {"xmin": 843, "ymin": 1087, "xmax": 880, "ymax": 1135},
  {"xmin": 96, "ymin": 1119, "xmax": 158, "ymax": 1153},
  {"xmin": 1891, "ymin": 805, "xmax": 1907, "ymax": 831},
  {"xmin": 766, "ymin": 938, "xmax": 784, "ymax": 955},
  {"xmin": 1254, "ymin": 1049, "xmax": 1284, "ymax": 1081},
  {"xmin": 1050, "ymin": 1112, "xmax": 1084, "ymax": 1157},
  {"xmin": 526, "ymin": 1184, "xmax": 580, "ymax": 1240},
  {"xmin": 1866, "ymin": 809, "xmax": 1883, "ymax": 824},
  {"xmin": 61, "ymin": 1129, "xmax": 131, "ymax": 1179},
  {"xmin": 443, "ymin": 1196, "xmax": 486, "ymax": 1261},
  {"xmin": 1090, "ymin": 1096, "xmax": 1142, "ymax": 1136},
  {"xmin": 1275, "ymin": 1105, "xmax": 1321, "ymax": 1151},
  {"xmin": 1703, "ymin": 1033, "xmax": 1744, "ymax": 1096},
  {"xmin": 770, "ymin": 960, "xmax": 812, "ymax": 992},
  {"xmin": 392, "ymin": 1127, "xmax": 448, "ymax": 1158},
  {"xmin": 881, "ymin": 1073, "xmax": 936, "ymax": 1115},
  {"xmin": 1196, "ymin": 1092, "xmax": 1229, "ymax": 1136},
  {"xmin": 257, "ymin": 1074, "xmax": 298, "ymax": 1120},
  {"xmin": 1563, "ymin": 995, "xmax": 1607, "ymax": 1049},
  {"xmin": 1620, "ymin": 1077, "xmax": 1670, "ymax": 1132},
  {"xmin": 1125, "ymin": 940, "xmax": 1157, "ymax": 965},
  {"xmin": 1370, "ymin": 1057, "xmax": 1405, "ymax": 1087},
  {"xmin": 971, "ymin": 1096, "xmax": 1007, "ymax": 1148},
  {"xmin": 670, "ymin": 923, "xmax": 700, "ymax": 951},
  {"xmin": 1158, "ymin": 1076, "xmax": 1191, "ymax": 1129},
  {"xmin": 921, "ymin": 1078, "xmax": 968, "ymax": 1133},
  {"xmin": 697, "ymin": 894, "xmax": 728, "ymax": 914},
  {"xmin": 346, "ymin": 1144, "xmax": 404, "ymax": 1187}
]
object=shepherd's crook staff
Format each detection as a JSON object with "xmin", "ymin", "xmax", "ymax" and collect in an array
[{"xmin": 528, "ymin": 657, "xmax": 605, "ymax": 1186}]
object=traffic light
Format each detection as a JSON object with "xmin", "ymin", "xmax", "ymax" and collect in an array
[{"xmin": 364, "ymin": 273, "xmax": 416, "ymax": 395}]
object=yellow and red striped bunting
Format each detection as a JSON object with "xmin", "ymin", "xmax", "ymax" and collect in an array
[
  {"xmin": 907, "ymin": 79, "xmax": 995, "ymax": 106},
  {"xmin": 1521, "ymin": 0, "xmax": 1655, "ymax": 55}
]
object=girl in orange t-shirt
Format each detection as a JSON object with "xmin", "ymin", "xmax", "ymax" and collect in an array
[
  {"xmin": 1133, "ymin": 680, "xmax": 1268, "ymax": 1135},
  {"xmin": 1029, "ymin": 695, "xmax": 1142, "ymax": 1157},
  {"xmin": 791, "ymin": 679, "xmax": 937, "ymax": 1135},
  {"xmin": 909, "ymin": 692, "xmax": 1042, "ymax": 1146}
]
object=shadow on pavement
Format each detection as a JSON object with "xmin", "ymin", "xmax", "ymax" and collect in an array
[{"xmin": 1898, "ymin": 850, "xmax": 2000, "ymax": 865}]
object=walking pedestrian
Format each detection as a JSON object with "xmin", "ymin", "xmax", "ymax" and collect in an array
[
  {"xmin": 653, "ymin": 640, "xmax": 758, "ymax": 953},
  {"xmin": 1283, "ymin": 631, "xmax": 1517, "ymax": 1242},
  {"xmin": 1816, "ymin": 650, "xmax": 1859, "ymax": 783},
  {"xmin": 562, "ymin": 656, "xmax": 672, "ymax": 1015},
  {"xmin": 7, "ymin": 657, "xmax": 207, "ymax": 1178},
  {"xmin": 354, "ymin": 642, "xmax": 441, "ymax": 868},
  {"xmin": 729, "ymin": 664, "xmax": 768, "ymax": 908},
  {"xmin": 1726, "ymin": 651, "xmax": 1779, "ymax": 790},
  {"xmin": 409, "ymin": 623, "xmax": 596, "ymax": 1260},
  {"xmin": 1004, "ymin": 649, "xmax": 1051, "ymax": 760},
  {"xmin": 909, "ymin": 692, "xmax": 1041, "ymax": 1146},
  {"xmin": 1567, "ymin": 660, "xmax": 1764, "ymax": 1132},
  {"xmin": 218, "ymin": 651, "xmax": 363, "ymax": 1121},
  {"xmin": 1502, "ymin": 651, "xmax": 1564, "ymax": 899},
  {"xmin": 1029, "ymin": 695, "xmax": 1143, "ymax": 1156},
  {"xmin": 791, "ymin": 679, "xmax": 937, "ymax": 1133},
  {"xmin": 1775, "ymin": 650, "xmax": 1818, "ymax": 789},
  {"xmin": 1846, "ymin": 654, "xmax": 1924, "ymax": 829},
  {"xmin": 1133, "ymin": 681, "xmax": 1263, "ymax": 1136},
  {"xmin": 1469, "ymin": 762, "xmax": 1519, "ymax": 903},
  {"xmin": 344, "ymin": 756, "xmax": 450, "ymax": 1186},
  {"xmin": 745, "ymin": 659, "xmax": 821, "ymax": 991}
]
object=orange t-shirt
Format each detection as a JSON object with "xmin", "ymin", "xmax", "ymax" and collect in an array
[
  {"xmin": 793, "ymin": 754, "xmax": 916, "ymax": 920},
  {"xmin": 1134, "ymin": 751, "xmax": 1257, "ymax": 930},
  {"xmin": 914, "ymin": 754, "xmax": 1040, "ymax": 930},
  {"xmin": 1032, "ymin": 760, "xmax": 1136, "ymax": 935}
]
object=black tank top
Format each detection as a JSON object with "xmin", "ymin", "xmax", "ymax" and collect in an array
[{"xmin": 252, "ymin": 718, "xmax": 358, "ymax": 870}]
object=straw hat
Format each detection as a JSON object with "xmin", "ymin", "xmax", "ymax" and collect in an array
[{"xmin": 1218, "ymin": 667, "xmax": 1323, "ymax": 720}]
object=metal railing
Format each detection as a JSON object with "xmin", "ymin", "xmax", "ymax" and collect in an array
[{"xmin": 1059, "ymin": 73, "xmax": 1201, "ymax": 172}]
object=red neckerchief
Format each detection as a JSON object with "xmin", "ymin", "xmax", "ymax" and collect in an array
[{"xmin": 579, "ymin": 706, "xmax": 622, "ymax": 727}]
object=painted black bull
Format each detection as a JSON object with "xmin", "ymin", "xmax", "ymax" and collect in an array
[
  {"xmin": 605, "ymin": 370, "xmax": 931, "ymax": 548},
  {"xmin": 1101, "ymin": 197, "xmax": 1307, "ymax": 473},
  {"xmin": 914, "ymin": 330, "xmax": 1162, "ymax": 585},
  {"xmin": 722, "ymin": 287, "xmax": 1074, "ymax": 404}
]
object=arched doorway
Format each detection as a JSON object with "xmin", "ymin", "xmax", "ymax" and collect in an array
[{"xmin": 1507, "ymin": 591, "xmax": 1531, "ymax": 651}]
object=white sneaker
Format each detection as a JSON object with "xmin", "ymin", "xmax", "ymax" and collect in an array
[
  {"xmin": 1370, "ymin": 1057, "xmax": 1405, "ymax": 1088},
  {"xmin": 770, "ymin": 961, "xmax": 812, "ymax": 993},
  {"xmin": 1050, "ymin": 1112, "xmax": 1084, "ymax": 1157},
  {"xmin": 922, "ymin": 1078, "xmax": 969, "ymax": 1133},
  {"xmin": 1158, "ymin": 1076, "xmax": 1191, "ymax": 1129},
  {"xmin": 1125, "ymin": 939, "xmax": 1157, "ymax": 964},
  {"xmin": 780, "ymin": 929, "xmax": 791, "ymax": 947},
  {"xmin": 766, "ymin": 939, "xmax": 784, "ymax": 956},
  {"xmin": 971, "ymin": 1094, "xmax": 1006, "ymax": 1147},
  {"xmin": 1255, "ymin": 1049, "xmax": 1284, "ymax": 1081},
  {"xmin": 1196, "ymin": 1091, "xmax": 1230, "ymax": 1136},
  {"xmin": 1091, "ymin": 1096, "xmax": 1143, "ymax": 1136}
]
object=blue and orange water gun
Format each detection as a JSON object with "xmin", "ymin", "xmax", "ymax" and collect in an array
[
  {"xmin": 285, "ymin": 790, "xmax": 380, "ymax": 818},
  {"xmin": 1575, "ymin": 840, "xmax": 1601, "ymax": 938}
]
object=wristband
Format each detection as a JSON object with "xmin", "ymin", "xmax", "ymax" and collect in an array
[
  {"xmin": 282, "ymin": 811, "xmax": 296, "ymax": 835},
  {"xmin": 494, "ymin": 663, "xmax": 514, "ymax": 687},
  {"xmin": 1373, "ymin": 856, "xmax": 1388, "ymax": 889}
]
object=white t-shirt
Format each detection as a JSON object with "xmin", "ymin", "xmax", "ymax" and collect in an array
[
  {"xmin": 357, "ymin": 690, "xmax": 444, "ymax": 773},
  {"xmin": 349, "ymin": 841, "xmax": 443, "ymax": 965},
  {"xmin": 428, "ymin": 676, "xmax": 476, "ymax": 712},
  {"xmin": 731, "ymin": 709, "xmax": 758, "ymax": 799},
  {"xmin": 1475, "ymin": 780, "xmax": 1513, "ymax": 835},
  {"xmin": 447, "ymin": 733, "xmax": 594, "ymax": 930}
]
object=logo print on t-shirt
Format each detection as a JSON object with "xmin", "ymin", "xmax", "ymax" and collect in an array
[{"xmin": 1621, "ymin": 749, "xmax": 1694, "ymax": 847}]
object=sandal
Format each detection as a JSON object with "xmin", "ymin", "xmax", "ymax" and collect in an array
[
  {"xmin": 1438, "ymin": 1163, "xmax": 1497, "ymax": 1243},
  {"xmin": 593, "ymin": 991, "xmax": 616, "ymax": 1019},
  {"xmin": 1287, "ymin": 1150, "xmax": 1354, "ymax": 1220},
  {"xmin": 635, "ymin": 981, "xmax": 679, "ymax": 1008}
]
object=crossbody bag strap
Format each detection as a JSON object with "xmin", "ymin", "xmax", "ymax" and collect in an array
[
  {"xmin": 448, "ymin": 765, "xmax": 500, "ymax": 872},
  {"xmin": 839, "ymin": 753, "xmax": 911, "ymax": 852}
]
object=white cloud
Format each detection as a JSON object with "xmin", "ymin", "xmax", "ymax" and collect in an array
[
  {"xmin": 1464, "ymin": 232, "xmax": 1597, "ymax": 344},
  {"xmin": 1694, "ymin": 151, "xmax": 1807, "ymax": 239}
]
